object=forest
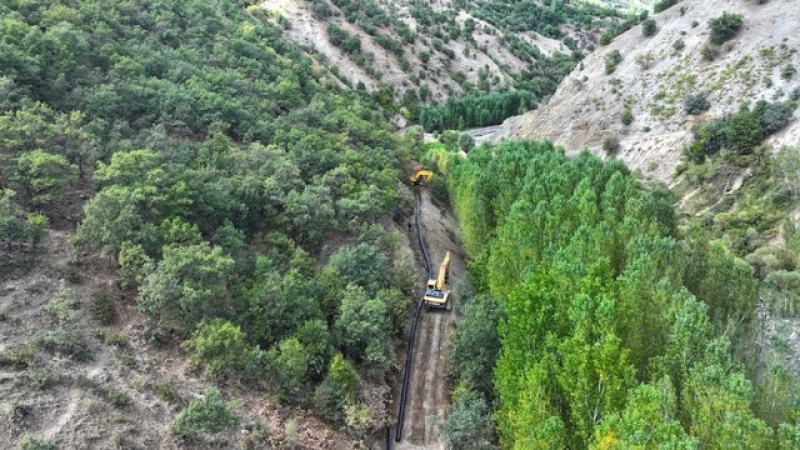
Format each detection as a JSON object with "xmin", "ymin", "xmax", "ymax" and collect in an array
[
  {"xmin": 0, "ymin": 0, "xmax": 419, "ymax": 438},
  {"xmin": 441, "ymin": 140, "xmax": 800, "ymax": 449},
  {"xmin": 420, "ymin": 90, "xmax": 537, "ymax": 132}
]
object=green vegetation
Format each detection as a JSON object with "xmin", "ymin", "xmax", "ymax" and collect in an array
[
  {"xmin": 642, "ymin": 18, "xmax": 657, "ymax": 37},
  {"xmin": 621, "ymin": 107, "xmax": 634, "ymax": 125},
  {"xmin": 420, "ymin": 91, "xmax": 536, "ymax": 132},
  {"xmin": 605, "ymin": 50, "xmax": 623, "ymax": 74},
  {"xmin": 654, "ymin": 0, "xmax": 680, "ymax": 13},
  {"xmin": 685, "ymin": 92, "xmax": 711, "ymax": 115},
  {"xmin": 685, "ymin": 101, "xmax": 797, "ymax": 163},
  {"xmin": 1, "ymin": 190, "xmax": 48, "ymax": 252},
  {"xmin": 444, "ymin": 140, "xmax": 800, "ymax": 449},
  {"xmin": 172, "ymin": 388, "xmax": 239, "ymax": 438},
  {"xmin": 19, "ymin": 436, "xmax": 56, "ymax": 450},
  {"xmin": 709, "ymin": 12, "xmax": 744, "ymax": 45},
  {"xmin": 0, "ymin": 0, "xmax": 416, "ymax": 434}
]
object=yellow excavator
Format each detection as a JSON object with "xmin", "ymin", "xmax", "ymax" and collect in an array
[
  {"xmin": 424, "ymin": 251, "xmax": 451, "ymax": 311},
  {"xmin": 409, "ymin": 169, "xmax": 433, "ymax": 186}
]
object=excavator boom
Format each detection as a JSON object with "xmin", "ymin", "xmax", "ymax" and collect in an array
[
  {"xmin": 410, "ymin": 170, "xmax": 433, "ymax": 185},
  {"xmin": 424, "ymin": 251, "xmax": 451, "ymax": 310}
]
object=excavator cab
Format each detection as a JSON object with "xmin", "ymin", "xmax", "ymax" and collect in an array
[{"xmin": 409, "ymin": 170, "xmax": 433, "ymax": 186}]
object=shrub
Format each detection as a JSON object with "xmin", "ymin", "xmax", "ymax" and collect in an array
[
  {"xmin": 100, "ymin": 331, "xmax": 128, "ymax": 347},
  {"xmin": 755, "ymin": 100, "xmax": 797, "ymax": 134},
  {"xmin": 599, "ymin": 31, "xmax": 613, "ymax": 46},
  {"xmin": 267, "ymin": 338, "xmax": 309, "ymax": 402},
  {"xmin": 106, "ymin": 389, "xmax": 131, "ymax": 408},
  {"xmin": 673, "ymin": 39, "xmax": 686, "ymax": 51},
  {"xmin": 782, "ymin": 65, "xmax": 797, "ymax": 80},
  {"xmin": 44, "ymin": 285, "xmax": 81, "ymax": 325},
  {"xmin": 692, "ymin": 20, "xmax": 699, "ymax": 28},
  {"xmin": 0, "ymin": 344, "xmax": 37, "ymax": 369},
  {"xmin": 701, "ymin": 47, "xmax": 717, "ymax": 61},
  {"xmin": 443, "ymin": 388, "xmax": 496, "ymax": 450},
  {"xmin": 653, "ymin": 0, "xmax": 679, "ymax": 13},
  {"xmin": 90, "ymin": 289, "xmax": 115, "ymax": 325},
  {"xmin": 605, "ymin": 50, "xmax": 622, "ymax": 74},
  {"xmin": 709, "ymin": 13, "xmax": 743, "ymax": 45},
  {"xmin": 725, "ymin": 106, "xmax": 764, "ymax": 153},
  {"xmin": 183, "ymin": 319, "xmax": 248, "ymax": 378},
  {"xmin": 38, "ymin": 331, "xmax": 91, "ymax": 362},
  {"xmin": 602, "ymin": 135, "xmax": 621, "ymax": 155},
  {"xmin": 313, "ymin": 378, "xmax": 348, "ymax": 425},
  {"xmin": 684, "ymin": 92, "xmax": 711, "ymax": 115},
  {"xmin": 19, "ymin": 435, "xmax": 56, "ymax": 450},
  {"xmin": 172, "ymin": 388, "xmax": 239, "ymax": 438},
  {"xmin": 154, "ymin": 380, "xmax": 181, "ymax": 404},
  {"xmin": 791, "ymin": 88, "xmax": 800, "ymax": 102},
  {"xmin": 642, "ymin": 19, "xmax": 657, "ymax": 37},
  {"xmin": 622, "ymin": 108, "xmax": 634, "ymax": 126}
]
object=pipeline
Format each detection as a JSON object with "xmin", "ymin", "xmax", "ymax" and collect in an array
[{"xmin": 395, "ymin": 190, "xmax": 431, "ymax": 443}]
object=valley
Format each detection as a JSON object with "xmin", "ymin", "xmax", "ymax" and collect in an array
[{"xmin": 2, "ymin": 0, "xmax": 800, "ymax": 449}]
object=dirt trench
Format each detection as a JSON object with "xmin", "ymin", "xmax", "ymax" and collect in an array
[{"xmin": 392, "ymin": 188, "xmax": 468, "ymax": 450}]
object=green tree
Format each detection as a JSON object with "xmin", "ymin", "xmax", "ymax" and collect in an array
[
  {"xmin": 458, "ymin": 133, "xmax": 476, "ymax": 153},
  {"xmin": 334, "ymin": 284, "xmax": 392, "ymax": 368},
  {"xmin": 268, "ymin": 338, "xmax": 309, "ymax": 402},
  {"xmin": 709, "ymin": 13, "xmax": 743, "ymax": 45},
  {"xmin": 138, "ymin": 243, "xmax": 234, "ymax": 330},
  {"xmin": 8, "ymin": 150, "xmax": 77, "ymax": 207},
  {"xmin": 183, "ymin": 319, "xmax": 249, "ymax": 378},
  {"xmin": 642, "ymin": 19, "xmax": 657, "ymax": 37}
]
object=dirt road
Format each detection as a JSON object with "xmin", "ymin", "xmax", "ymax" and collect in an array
[{"xmin": 394, "ymin": 188, "xmax": 467, "ymax": 450}]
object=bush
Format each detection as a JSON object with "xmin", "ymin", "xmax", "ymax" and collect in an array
[
  {"xmin": 684, "ymin": 92, "xmax": 711, "ymax": 115},
  {"xmin": 782, "ymin": 65, "xmax": 797, "ymax": 80},
  {"xmin": 599, "ymin": 31, "xmax": 613, "ymax": 46},
  {"xmin": 448, "ymin": 295, "xmax": 504, "ymax": 398},
  {"xmin": 183, "ymin": 319, "xmax": 248, "ymax": 378},
  {"xmin": 172, "ymin": 388, "xmax": 239, "ymax": 438},
  {"xmin": 106, "ymin": 388, "xmax": 131, "ymax": 408},
  {"xmin": 622, "ymin": 108, "xmax": 634, "ymax": 126},
  {"xmin": 90, "ymin": 289, "xmax": 115, "ymax": 325},
  {"xmin": 45, "ymin": 285, "xmax": 81, "ymax": 325},
  {"xmin": 443, "ymin": 389, "xmax": 496, "ymax": 450},
  {"xmin": 709, "ymin": 13, "xmax": 743, "ymax": 45},
  {"xmin": 701, "ymin": 47, "xmax": 717, "ymax": 61},
  {"xmin": 154, "ymin": 380, "xmax": 181, "ymax": 404},
  {"xmin": 269, "ymin": 338, "xmax": 310, "ymax": 402},
  {"xmin": 755, "ymin": 100, "xmax": 797, "ymax": 134},
  {"xmin": 642, "ymin": 19, "xmax": 657, "ymax": 37},
  {"xmin": 19, "ymin": 435, "xmax": 56, "ymax": 450},
  {"xmin": 673, "ymin": 39, "xmax": 686, "ymax": 51},
  {"xmin": 654, "ymin": 0, "xmax": 679, "ymax": 12},
  {"xmin": 38, "ymin": 331, "xmax": 91, "ymax": 362},
  {"xmin": 725, "ymin": 107, "xmax": 764, "ymax": 153},
  {"xmin": 0, "ymin": 344, "xmax": 36, "ymax": 369},
  {"xmin": 313, "ymin": 378, "xmax": 348, "ymax": 425},
  {"xmin": 603, "ymin": 135, "xmax": 620, "ymax": 155}
]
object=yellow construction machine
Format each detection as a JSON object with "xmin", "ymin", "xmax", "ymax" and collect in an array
[
  {"xmin": 424, "ymin": 251, "xmax": 451, "ymax": 311},
  {"xmin": 409, "ymin": 170, "xmax": 433, "ymax": 186}
]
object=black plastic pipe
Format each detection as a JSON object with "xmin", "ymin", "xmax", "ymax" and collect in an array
[{"xmin": 395, "ymin": 190, "xmax": 432, "ymax": 443}]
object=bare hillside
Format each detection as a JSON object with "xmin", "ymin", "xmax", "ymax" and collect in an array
[
  {"xmin": 263, "ymin": 0, "xmax": 610, "ymax": 104},
  {"xmin": 493, "ymin": 0, "xmax": 800, "ymax": 182}
]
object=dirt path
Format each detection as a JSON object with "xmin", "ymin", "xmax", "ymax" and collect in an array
[{"xmin": 394, "ymin": 189, "xmax": 467, "ymax": 450}]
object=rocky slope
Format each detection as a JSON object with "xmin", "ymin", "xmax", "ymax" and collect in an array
[
  {"xmin": 263, "ymin": 0, "xmax": 615, "ymax": 105},
  {"xmin": 493, "ymin": 0, "xmax": 800, "ymax": 182}
]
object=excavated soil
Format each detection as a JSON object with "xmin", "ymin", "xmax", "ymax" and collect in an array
[{"xmin": 390, "ymin": 188, "xmax": 467, "ymax": 450}]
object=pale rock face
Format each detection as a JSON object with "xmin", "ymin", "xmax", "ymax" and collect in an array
[{"xmin": 493, "ymin": 0, "xmax": 800, "ymax": 183}]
